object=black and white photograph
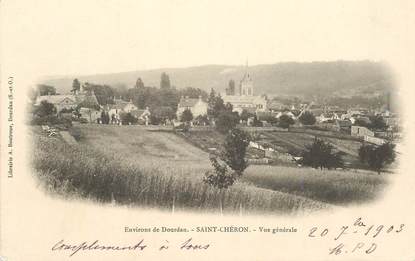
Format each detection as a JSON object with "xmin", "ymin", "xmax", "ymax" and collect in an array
[
  {"xmin": 1, "ymin": 0, "xmax": 414, "ymax": 260},
  {"xmin": 29, "ymin": 60, "xmax": 401, "ymax": 215}
]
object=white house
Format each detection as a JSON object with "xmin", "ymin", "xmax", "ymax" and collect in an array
[
  {"xmin": 176, "ymin": 96, "xmax": 208, "ymax": 120},
  {"xmin": 106, "ymin": 98, "xmax": 138, "ymax": 124}
]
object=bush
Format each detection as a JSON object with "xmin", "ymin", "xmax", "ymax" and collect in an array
[
  {"xmin": 278, "ymin": 114, "xmax": 295, "ymax": 128},
  {"xmin": 194, "ymin": 115, "xmax": 210, "ymax": 126},
  {"xmin": 31, "ymin": 115, "xmax": 72, "ymax": 129},
  {"xmin": 215, "ymin": 111, "xmax": 239, "ymax": 134},
  {"xmin": 33, "ymin": 100, "xmax": 56, "ymax": 117},
  {"xmin": 369, "ymin": 115, "xmax": 387, "ymax": 130},
  {"xmin": 181, "ymin": 109, "xmax": 193, "ymax": 123},
  {"xmin": 120, "ymin": 112, "xmax": 138, "ymax": 125},
  {"xmin": 79, "ymin": 118, "xmax": 89, "ymax": 124},
  {"xmin": 359, "ymin": 142, "xmax": 395, "ymax": 174},
  {"xmin": 204, "ymin": 156, "xmax": 235, "ymax": 189},
  {"xmin": 301, "ymin": 137, "xmax": 344, "ymax": 170},
  {"xmin": 299, "ymin": 111, "xmax": 316, "ymax": 125}
]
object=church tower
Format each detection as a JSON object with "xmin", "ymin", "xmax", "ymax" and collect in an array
[{"xmin": 239, "ymin": 61, "xmax": 254, "ymax": 96}]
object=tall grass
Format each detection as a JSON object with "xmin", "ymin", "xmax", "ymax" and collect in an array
[
  {"xmin": 31, "ymin": 131, "xmax": 329, "ymax": 214},
  {"xmin": 243, "ymin": 165, "xmax": 389, "ymax": 205}
]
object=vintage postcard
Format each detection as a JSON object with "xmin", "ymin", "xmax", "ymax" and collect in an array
[{"xmin": 1, "ymin": 0, "xmax": 415, "ymax": 260}]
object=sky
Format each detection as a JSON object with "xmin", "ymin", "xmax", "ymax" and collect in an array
[{"xmin": 1, "ymin": 0, "xmax": 412, "ymax": 77}]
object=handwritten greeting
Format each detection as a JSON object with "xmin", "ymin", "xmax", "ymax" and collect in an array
[{"xmin": 52, "ymin": 238, "xmax": 210, "ymax": 257}]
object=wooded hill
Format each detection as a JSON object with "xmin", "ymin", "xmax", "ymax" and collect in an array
[{"xmin": 41, "ymin": 60, "xmax": 395, "ymax": 97}]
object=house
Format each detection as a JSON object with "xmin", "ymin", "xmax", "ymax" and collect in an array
[
  {"xmin": 79, "ymin": 107, "xmax": 101, "ymax": 123},
  {"xmin": 317, "ymin": 112, "xmax": 339, "ymax": 123},
  {"xmin": 35, "ymin": 94, "xmax": 76, "ymax": 112},
  {"xmin": 267, "ymin": 100, "xmax": 289, "ymax": 112},
  {"xmin": 109, "ymin": 98, "xmax": 138, "ymax": 113},
  {"xmin": 35, "ymin": 84, "xmax": 100, "ymax": 113},
  {"xmin": 106, "ymin": 99, "xmax": 138, "ymax": 124},
  {"xmin": 176, "ymin": 96, "xmax": 208, "ymax": 120},
  {"xmin": 351, "ymin": 126, "xmax": 374, "ymax": 137},
  {"xmin": 349, "ymin": 116, "xmax": 370, "ymax": 125},
  {"xmin": 130, "ymin": 107, "xmax": 151, "ymax": 125}
]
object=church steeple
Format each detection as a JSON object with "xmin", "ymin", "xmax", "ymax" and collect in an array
[
  {"xmin": 245, "ymin": 59, "xmax": 249, "ymax": 78},
  {"xmin": 239, "ymin": 59, "xmax": 254, "ymax": 96}
]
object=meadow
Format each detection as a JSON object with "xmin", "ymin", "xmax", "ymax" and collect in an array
[{"xmin": 30, "ymin": 124, "xmax": 389, "ymax": 214}]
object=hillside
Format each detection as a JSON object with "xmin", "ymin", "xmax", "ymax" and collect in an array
[{"xmin": 40, "ymin": 60, "xmax": 395, "ymax": 97}]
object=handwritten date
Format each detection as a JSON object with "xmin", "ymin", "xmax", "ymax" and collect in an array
[{"xmin": 307, "ymin": 217, "xmax": 405, "ymax": 255}]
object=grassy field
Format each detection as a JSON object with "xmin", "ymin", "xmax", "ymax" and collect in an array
[
  {"xmin": 30, "ymin": 124, "xmax": 389, "ymax": 214},
  {"xmin": 243, "ymin": 165, "xmax": 388, "ymax": 205}
]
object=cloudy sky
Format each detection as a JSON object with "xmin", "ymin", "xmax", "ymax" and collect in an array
[{"xmin": 1, "ymin": 0, "xmax": 412, "ymax": 77}]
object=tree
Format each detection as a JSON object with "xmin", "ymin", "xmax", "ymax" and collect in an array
[
  {"xmin": 179, "ymin": 87, "xmax": 208, "ymax": 100},
  {"xmin": 72, "ymin": 78, "xmax": 81, "ymax": 93},
  {"xmin": 240, "ymin": 109, "xmax": 254, "ymax": 122},
  {"xmin": 159, "ymin": 88, "xmax": 180, "ymax": 109},
  {"xmin": 181, "ymin": 109, "xmax": 193, "ymax": 123},
  {"xmin": 160, "ymin": 72, "xmax": 171, "ymax": 89},
  {"xmin": 278, "ymin": 114, "xmax": 295, "ymax": 128},
  {"xmin": 151, "ymin": 106, "xmax": 176, "ymax": 123},
  {"xmin": 36, "ymin": 84, "xmax": 56, "ymax": 96},
  {"xmin": 203, "ymin": 129, "xmax": 251, "ymax": 213},
  {"xmin": 215, "ymin": 111, "xmax": 239, "ymax": 134},
  {"xmin": 226, "ymin": 79, "xmax": 236, "ymax": 95},
  {"xmin": 100, "ymin": 111, "xmax": 110, "ymax": 124},
  {"xmin": 203, "ymin": 156, "xmax": 235, "ymax": 189},
  {"xmin": 301, "ymin": 137, "xmax": 344, "ymax": 170},
  {"xmin": 207, "ymin": 88, "xmax": 216, "ymax": 112},
  {"xmin": 258, "ymin": 114, "xmax": 278, "ymax": 125},
  {"xmin": 298, "ymin": 111, "xmax": 316, "ymax": 125},
  {"xmin": 354, "ymin": 118, "xmax": 370, "ymax": 127},
  {"xmin": 194, "ymin": 114, "xmax": 209, "ymax": 126},
  {"xmin": 83, "ymin": 83, "xmax": 116, "ymax": 105},
  {"xmin": 359, "ymin": 142, "xmax": 395, "ymax": 174},
  {"xmin": 135, "ymin": 77, "xmax": 145, "ymax": 88},
  {"xmin": 369, "ymin": 115, "xmax": 387, "ymax": 130},
  {"xmin": 221, "ymin": 128, "xmax": 251, "ymax": 176},
  {"xmin": 207, "ymin": 89, "xmax": 228, "ymax": 118},
  {"xmin": 224, "ymin": 102, "xmax": 233, "ymax": 112},
  {"xmin": 34, "ymin": 100, "xmax": 56, "ymax": 117}
]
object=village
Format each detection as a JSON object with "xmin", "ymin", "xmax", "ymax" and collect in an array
[
  {"xmin": 27, "ymin": 60, "xmax": 402, "ymax": 215},
  {"xmin": 29, "ymin": 67, "xmax": 401, "ymax": 171}
]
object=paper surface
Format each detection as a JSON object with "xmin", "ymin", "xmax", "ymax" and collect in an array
[{"xmin": 1, "ymin": 0, "xmax": 415, "ymax": 260}]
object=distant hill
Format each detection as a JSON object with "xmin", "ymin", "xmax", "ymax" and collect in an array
[{"xmin": 40, "ymin": 60, "xmax": 395, "ymax": 97}]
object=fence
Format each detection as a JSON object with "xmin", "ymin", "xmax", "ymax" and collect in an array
[
  {"xmin": 289, "ymin": 127, "xmax": 361, "ymax": 141},
  {"xmin": 240, "ymin": 126, "xmax": 289, "ymax": 132}
]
